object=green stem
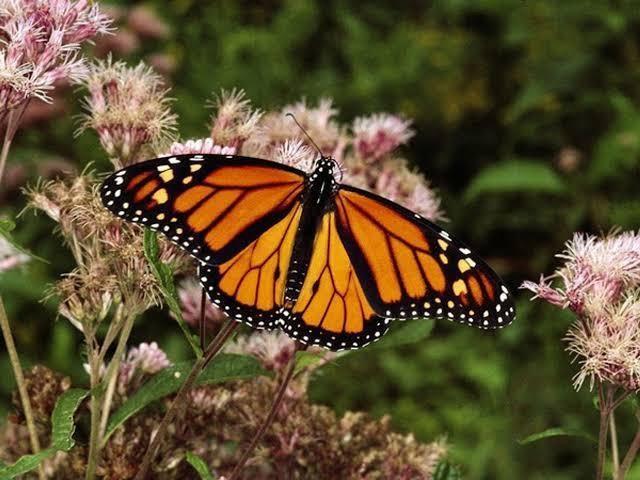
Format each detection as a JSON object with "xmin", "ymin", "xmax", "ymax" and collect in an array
[
  {"xmin": 99, "ymin": 312, "xmax": 136, "ymax": 441},
  {"xmin": 134, "ymin": 318, "xmax": 238, "ymax": 480},
  {"xmin": 0, "ymin": 296, "xmax": 45, "ymax": 480},
  {"xmin": 85, "ymin": 355, "xmax": 102, "ymax": 480},
  {"xmin": 0, "ymin": 102, "xmax": 27, "ymax": 190},
  {"xmin": 596, "ymin": 384, "xmax": 614, "ymax": 480}
]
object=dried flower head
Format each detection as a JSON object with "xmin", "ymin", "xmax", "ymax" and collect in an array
[
  {"xmin": 0, "ymin": 235, "xmax": 29, "ymax": 271},
  {"xmin": 523, "ymin": 230, "xmax": 640, "ymax": 391},
  {"xmin": 209, "ymin": 89, "xmax": 262, "ymax": 150},
  {"xmin": 28, "ymin": 173, "xmax": 189, "ymax": 328},
  {"xmin": 353, "ymin": 113, "xmax": 414, "ymax": 161},
  {"xmin": 78, "ymin": 57, "xmax": 177, "ymax": 168},
  {"xmin": 0, "ymin": 0, "xmax": 112, "ymax": 112}
]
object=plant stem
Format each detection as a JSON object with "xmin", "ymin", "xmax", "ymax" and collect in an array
[
  {"xmin": 85, "ymin": 355, "xmax": 102, "ymax": 480},
  {"xmin": 229, "ymin": 345, "xmax": 301, "ymax": 480},
  {"xmin": 611, "ymin": 411, "xmax": 620, "ymax": 478},
  {"xmin": 99, "ymin": 311, "xmax": 136, "ymax": 441},
  {"xmin": 0, "ymin": 102, "xmax": 27, "ymax": 189},
  {"xmin": 619, "ymin": 424, "xmax": 640, "ymax": 479},
  {"xmin": 134, "ymin": 318, "xmax": 238, "ymax": 480},
  {"xmin": 0, "ymin": 296, "xmax": 45, "ymax": 480},
  {"xmin": 597, "ymin": 384, "xmax": 614, "ymax": 480}
]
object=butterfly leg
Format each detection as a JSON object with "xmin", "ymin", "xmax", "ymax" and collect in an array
[{"xmin": 229, "ymin": 343, "xmax": 306, "ymax": 480}]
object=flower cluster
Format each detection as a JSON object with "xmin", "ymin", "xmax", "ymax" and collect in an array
[
  {"xmin": 27, "ymin": 174, "xmax": 189, "ymax": 329},
  {"xmin": 0, "ymin": 0, "xmax": 111, "ymax": 114},
  {"xmin": 1, "ymin": 340, "xmax": 448, "ymax": 479},
  {"xmin": 78, "ymin": 57, "xmax": 177, "ymax": 168},
  {"xmin": 117, "ymin": 342, "xmax": 171, "ymax": 395},
  {"xmin": 522, "ymin": 230, "xmax": 640, "ymax": 391}
]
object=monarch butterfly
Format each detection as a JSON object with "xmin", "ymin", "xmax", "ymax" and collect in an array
[{"xmin": 100, "ymin": 149, "xmax": 515, "ymax": 351}]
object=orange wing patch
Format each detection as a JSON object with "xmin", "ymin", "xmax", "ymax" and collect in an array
[
  {"xmin": 216, "ymin": 204, "xmax": 301, "ymax": 311},
  {"xmin": 292, "ymin": 212, "xmax": 376, "ymax": 335}
]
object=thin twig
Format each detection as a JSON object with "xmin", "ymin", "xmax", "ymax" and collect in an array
[
  {"xmin": 0, "ymin": 102, "xmax": 27, "ymax": 189},
  {"xmin": 619, "ymin": 423, "xmax": 640, "ymax": 479},
  {"xmin": 0, "ymin": 296, "xmax": 45, "ymax": 480},
  {"xmin": 199, "ymin": 288, "xmax": 206, "ymax": 352},
  {"xmin": 85, "ymin": 355, "xmax": 102, "ymax": 480},
  {"xmin": 134, "ymin": 318, "xmax": 238, "ymax": 480},
  {"xmin": 99, "ymin": 311, "xmax": 136, "ymax": 440},
  {"xmin": 229, "ymin": 344, "xmax": 302, "ymax": 480}
]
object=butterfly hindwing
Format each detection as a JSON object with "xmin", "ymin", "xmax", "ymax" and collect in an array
[
  {"xmin": 278, "ymin": 211, "xmax": 388, "ymax": 350},
  {"xmin": 334, "ymin": 186, "xmax": 515, "ymax": 329},
  {"xmin": 100, "ymin": 154, "xmax": 305, "ymax": 264},
  {"xmin": 197, "ymin": 202, "xmax": 303, "ymax": 330}
]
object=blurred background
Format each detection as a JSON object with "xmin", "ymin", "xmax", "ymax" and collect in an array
[{"xmin": 2, "ymin": 1, "xmax": 640, "ymax": 478}]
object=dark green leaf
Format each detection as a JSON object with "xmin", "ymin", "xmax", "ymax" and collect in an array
[
  {"xmin": 104, "ymin": 353, "xmax": 268, "ymax": 442},
  {"xmin": 433, "ymin": 461, "xmax": 463, "ymax": 480},
  {"xmin": 518, "ymin": 427, "xmax": 596, "ymax": 445},
  {"xmin": 464, "ymin": 160, "xmax": 567, "ymax": 200},
  {"xmin": 0, "ymin": 388, "xmax": 88, "ymax": 479},
  {"xmin": 185, "ymin": 452, "xmax": 216, "ymax": 479},
  {"xmin": 143, "ymin": 229, "xmax": 202, "ymax": 357},
  {"xmin": 0, "ymin": 217, "xmax": 48, "ymax": 264}
]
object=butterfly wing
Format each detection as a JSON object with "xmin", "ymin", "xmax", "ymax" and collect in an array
[
  {"xmin": 334, "ymin": 185, "xmax": 515, "ymax": 329},
  {"xmin": 197, "ymin": 201, "xmax": 303, "ymax": 330},
  {"xmin": 278, "ymin": 211, "xmax": 388, "ymax": 350},
  {"xmin": 100, "ymin": 154, "xmax": 305, "ymax": 264}
]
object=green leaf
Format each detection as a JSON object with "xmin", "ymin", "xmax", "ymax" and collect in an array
[
  {"xmin": 433, "ymin": 461, "xmax": 463, "ymax": 480},
  {"xmin": 518, "ymin": 427, "xmax": 596, "ymax": 445},
  {"xmin": 0, "ymin": 217, "xmax": 48, "ymax": 264},
  {"xmin": 143, "ymin": 229, "xmax": 202, "ymax": 357},
  {"xmin": 464, "ymin": 160, "xmax": 567, "ymax": 200},
  {"xmin": 104, "ymin": 353, "xmax": 268, "ymax": 442},
  {"xmin": 185, "ymin": 452, "xmax": 216, "ymax": 479},
  {"xmin": 368, "ymin": 319, "xmax": 434, "ymax": 350},
  {"xmin": 0, "ymin": 388, "xmax": 88, "ymax": 479},
  {"xmin": 294, "ymin": 350, "xmax": 325, "ymax": 375}
]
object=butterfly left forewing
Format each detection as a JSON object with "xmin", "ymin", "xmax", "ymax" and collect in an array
[
  {"xmin": 100, "ymin": 154, "xmax": 305, "ymax": 264},
  {"xmin": 334, "ymin": 186, "xmax": 515, "ymax": 329}
]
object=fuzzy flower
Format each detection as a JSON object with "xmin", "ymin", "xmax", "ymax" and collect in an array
[
  {"xmin": 28, "ymin": 173, "xmax": 189, "ymax": 328},
  {"xmin": 176, "ymin": 276, "xmax": 228, "ymax": 330},
  {"xmin": 166, "ymin": 138, "xmax": 236, "ymax": 157},
  {"xmin": 273, "ymin": 138, "xmax": 316, "ymax": 172},
  {"xmin": 353, "ymin": 113, "xmax": 414, "ymax": 161},
  {"xmin": 0, "ymin": 235, "xmax": 28, "ymax": 272},
  {"xmin": 77, "ymin": 57, "xmax": 177, "ymax": 168},
  {"xmin": 522, "ymin": 230, "xmax": 640, "ymax": 391},
  {"xmin": 0, "ymin": 0, "xmax": 112, "ymax": 113},
  {"xmin": 251, "ymin": 98, "xmax": 345, "ymax": 162},
  {"xmin": 118, "ymin": 342, "xmax": 170, "ymax": 394},
  {"xmin": 225, "ymin": 330, "xmax": 297, "ymax": 372},
  {"xmin": 209, "ymin": 89, "xmax": 262, "ymax": 150}
]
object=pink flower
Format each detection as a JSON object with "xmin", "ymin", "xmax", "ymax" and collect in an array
[
  {"xmin": 523, "ymin": 230, "xmax": 640, "ymax": 391},
  {"xmin": 0, "ymin": 0, "xmax": 111, "ymax": 112},
  {"xmin": 78, "ymin": 57, "xmax": 177, "ymax": 168},
  {"xmin": 209, "ymin": 89, "xmax": 262, "ymax": 150},
  {"xmin": 226, "ymin": 331, "xmax": 297, "ymax": 372},
  {"xmin": 118, "ymin": 341, "xmax": 170, "ymax": 393},
  {"xmin": 166, "ymin": 138, "xmax": 236, "ymax": 156},
  {"xmin": 176, "ymin": 277, "xmax": 227, "ymax": 329},
  {"xmin": 352, "ymin": 113, "xmax": 413, "ymax": 161}
]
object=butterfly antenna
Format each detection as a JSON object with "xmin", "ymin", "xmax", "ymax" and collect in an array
[{"xmin": 286, "ymin": 113, "xmax": 323, "ymax": 157}]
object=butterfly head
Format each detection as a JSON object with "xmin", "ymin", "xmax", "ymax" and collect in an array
[{"xmin": 312, "ymin": 155, "xmax": 343, "ymax": 183}]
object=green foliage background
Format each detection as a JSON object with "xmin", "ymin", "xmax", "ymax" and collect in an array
[{"xmin": 2, "ymin": 1, "xmax": 640, "ymax": 478}]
